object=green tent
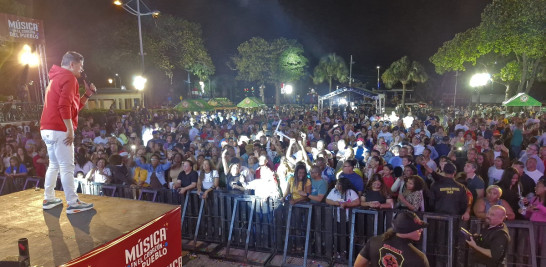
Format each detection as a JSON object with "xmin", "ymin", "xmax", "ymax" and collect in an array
[
  {"xmin": 237, "ymin": 97, "xmax": 266, "ymax": 108},
  {"xmin": 208, "ymin": 98, "xmax": 236, "ymax": 109},
  {"xmin": 502, "ymin": 93, "xmax": 542, "ymax": 107},
  {"xmin": 174, "ymin": 99, "xmax": 214, "ymax": 112}
]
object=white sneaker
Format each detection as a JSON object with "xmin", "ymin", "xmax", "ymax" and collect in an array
[
  {"xmin": 66, "ymin": 200, "xmax": 94, "ymax": 214},
  {"xmin": 43, "ymin": 198, "xmax": 63, "ymax": 209}
]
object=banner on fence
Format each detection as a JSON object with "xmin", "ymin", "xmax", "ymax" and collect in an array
[{"xmin": 61, "ymin": 207, "xmax": 182, "ymax": 267}]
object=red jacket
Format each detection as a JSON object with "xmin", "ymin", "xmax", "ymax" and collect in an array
[{"xmin": 40, "ymin": 65, "xmax": 84, "ymax": 131}]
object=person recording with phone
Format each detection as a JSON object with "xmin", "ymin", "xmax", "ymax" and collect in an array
[{"xmin": 464, "ymin": 205, "xmax": 510, "ymax": 267}]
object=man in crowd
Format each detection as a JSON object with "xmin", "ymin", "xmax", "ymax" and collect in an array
[
  {"xmin": 466, "ymin": 205, "xmax": 510, "ymax": 267},
  {"xmin": 519, "ymin": 144, "xmax": 545, "ymax": 173},
  {"xmin": 427, "ymin": 162, "xmax": 470, "ymax": 220},
  {"xmin": 354, "ymin": 210, "xmax": 429, "ymax": 267},
  {"xmin": 464, "ymin": 161, "xmax": 485, "ymax": 203}
]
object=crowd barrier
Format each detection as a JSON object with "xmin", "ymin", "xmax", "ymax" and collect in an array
[
  {"xmin": 1, "ymin": 178, "xmax": 544, "ymax": 267},
  {"xmin": 0, "ymin": 102, "xmax": 42, "ymax": 122}
]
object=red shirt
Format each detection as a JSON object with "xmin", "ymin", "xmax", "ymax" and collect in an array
[
  {"xmin": 40, "ymin": 65, "xmax": 85, "ymax": 131},
  {"xmin": 33, "ymin": 155, "xmax": 46, "ymax": 178}
]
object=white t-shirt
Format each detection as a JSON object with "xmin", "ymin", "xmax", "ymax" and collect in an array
[
  {"xmin": 327, "ymin": 188, "xmax": 359, "ymax": 222},
  {"xmin": 487, "ymin": 167, "xmax": 504, "ymax": 186},
  {"xmin": 86, "ymin": 168, "xmax": 111, "ymax": 183},
  {"xmin": 199, "ymin": 170, "xmax": 219, "ymax": 190},
  {"xmin": 524, "ymin": 169, "xmax": 544, "ymax": 184}
]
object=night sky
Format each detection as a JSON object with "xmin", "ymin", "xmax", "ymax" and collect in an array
[{"xmin": 10, "ymin": 0, "xmax": 493, "ymax": 99}]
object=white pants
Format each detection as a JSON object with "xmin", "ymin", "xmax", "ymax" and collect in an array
[{"xmin": 41, "ymin": 130, "xmax": 78, "ymax": 205}]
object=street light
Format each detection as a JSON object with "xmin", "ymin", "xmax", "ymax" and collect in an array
[
  {"xmin": 199, "ymin": 81, "xmax": 205, "ymax": 95},
  {"xmin": 113, "ymin": 0, "xmax": 159, "ymax": 73},
  {"xmin": 376, "ymin": 66, "xmax": 380, "ymax": 89},
  {"xmin": 469, "ymin": 73, "xmax": 490, "ymax": 106},
  {"xmin": 114, "ymin": 0, "xmax": 159, "ymax": 108},
  {"xmin": 284, "ymin": 84, "xmax": 293, "ymax": 94},
  {"xmin": 133, "ymin": 75, "xmax": 147, "ymax": 107},
  {"xmin": 19, "ymin": 44, "xmax": 39, "ymax": 67},
  {"xmin": 108, "ymin": 78, "xmax": 113, "ymax": 85}
]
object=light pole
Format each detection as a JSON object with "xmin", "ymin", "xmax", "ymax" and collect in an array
[
  {"xmin": 114, "ymin": 0, "xmax": 159, "ymax": 107},
  {"xmin": 469, "ymin": 73, "xmax": 491, "ymax": 106},
  {"xmin": 115, "ymin": 73, "xmax": 121, "ymax": 89},
  {"xmin": 376, "ymin": 66, "xmax": 380, "ymax": 89}
]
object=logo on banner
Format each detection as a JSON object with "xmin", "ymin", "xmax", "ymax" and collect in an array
[
  {"xmin": 125, "ymin": 224, "xmax": 169, "ymax": 267},
  {"xmin": 8, "ymin": 19, "xmax": 40, "ymax": 39}
]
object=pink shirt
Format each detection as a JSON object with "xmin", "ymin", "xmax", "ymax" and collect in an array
[{"xmin": 526, "ymin": 197, "xmax": 546, "ymax": 223}]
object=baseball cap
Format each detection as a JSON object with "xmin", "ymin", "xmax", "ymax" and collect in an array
[
  {"xmin": 357, "ymin": 137, "xmax": 364, "ymax": 142},
  {"xmin": 392, "ymin": 211, "xmax": 428, "ymax": 234}
]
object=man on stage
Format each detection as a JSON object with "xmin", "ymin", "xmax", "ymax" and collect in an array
[{"xmin": 40, "ymin": 51, "xmax": 96, "ymax": 214}]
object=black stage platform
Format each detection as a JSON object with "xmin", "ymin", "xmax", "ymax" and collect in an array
[{"xmin": 0, "ymin": 189, "xmax": 178, "ymax": 267}]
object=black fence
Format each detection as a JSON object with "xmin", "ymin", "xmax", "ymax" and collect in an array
[
  {"xmin": 1, "ymin": 177, "xmax": 544, "ymax": 267},
  {"xmin": 0, "ymin": 102, "xmax": 42, "ymax": 122}
]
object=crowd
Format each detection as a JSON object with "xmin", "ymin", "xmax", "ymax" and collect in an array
[{"xmin": 2, "ymin": 105, "xmax": 546, "ymax": 223}]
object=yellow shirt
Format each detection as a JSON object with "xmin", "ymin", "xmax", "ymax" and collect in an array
[
  {"xmin": 133, "ymin": 167, "xmax": 148, "ymax": 186},
  {"xmin": 288, "ymin": 176, "xmax": 311, "ymax": 201}
]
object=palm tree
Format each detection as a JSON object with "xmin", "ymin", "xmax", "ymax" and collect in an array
[
  {"xmin": 312, "ymin": 53, "xmax": 349, "ymax": 92},
  {"xmin": 382, "ymin": 56, "xmax": 428, "ymax": 107}
]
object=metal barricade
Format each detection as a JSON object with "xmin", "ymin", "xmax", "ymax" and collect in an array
[
  {"xmin": 281, "ymin": 203, "xmax": 313, "ymax": 267},
  {"xmin": 422, "ymin": 213, "xmax": 456, "ymax": 267},
  {"xmin": 348, "ymin": 209, "xmax": 379, "ymax": 267}
]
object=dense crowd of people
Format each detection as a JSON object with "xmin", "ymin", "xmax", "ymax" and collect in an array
[{"xmin": 3, "ymin": 104, "xmax": 545, "ymax": 224}]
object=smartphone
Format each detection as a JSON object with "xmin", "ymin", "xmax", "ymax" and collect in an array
[{"xmin": 459, "ymin": 227, "xmax": 472, "ymax": 241}]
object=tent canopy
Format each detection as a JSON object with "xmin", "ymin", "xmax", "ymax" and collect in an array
[
  {"xmin": 237, "ymin": 97, "xmax": 266, "ymax": 108},
  {"xmin": 502, "ymin": 93, "xmax": 542, "ymax": 107},
  {"xmin": 174, "ymin": 99, "xmax": 214, "ymax": 112},
  {"xmin": 208, "ymin": 98, "xmax": 236, "ymax": 109}
]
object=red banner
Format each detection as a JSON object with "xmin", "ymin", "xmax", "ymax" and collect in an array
[{"xmin": 61, "ymin": 207, "xmax": 182, "ymax": 267}]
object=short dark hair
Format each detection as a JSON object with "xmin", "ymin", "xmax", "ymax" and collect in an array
[{"xmin": 61, "ymin": 51, "xmax": 84, "ymax": 67}]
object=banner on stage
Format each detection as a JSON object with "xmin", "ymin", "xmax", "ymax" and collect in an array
[{"xmin": 62, "ymin": 207, "xmax": 182, "ymax": 267}]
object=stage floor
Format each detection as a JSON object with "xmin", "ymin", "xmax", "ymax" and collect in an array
[{"xmin": 0, "ymin": 189, "xmax": 178, "ymax": 267}]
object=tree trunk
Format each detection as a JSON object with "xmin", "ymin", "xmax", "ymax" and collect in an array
[
  {"xmin": 525, "ymin": 58, "xmax": 541, "ymax": 94},
  {"xmin": 401, "ymin": 82, "xmax": 407, "ymax": 107},
  {"xmin": 275, "ymin": 83, "xmax": 281, "ymax": 106},
  {"xmin": 328, "ymin": 77, "xmax": 332, "ymax": 93},
  {"xmin": 504, "ymin": 84, "xmax": 513, "ymax": 101},
  {"xmin": 517, "ymin": 54, "xmax": 528, "ymax": 93}
]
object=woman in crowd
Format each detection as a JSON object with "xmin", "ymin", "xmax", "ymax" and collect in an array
[
  {"xmin": 496, "ymin": 167, "xmax": 525, "ymax": 219},
  {"xmin": 473, "ymin": 185, "xmax": 515, "ymax": 220},
  {"xmin": 75, "ymin": 147, "xmax": 93, "ymax": 178},
  {"xmin": 326, "ymin": 177, "xmax": 360, "ymax": 210},
  {"xmin": 85, "ymin": 157, "xmax": 112, "ymax": 184},
  {"xmin": 525, "ymin": 178, "xmax": 546, "ymax": 222},
  {"xmin": 197, "ymin": 159, "xmax": 220, "ymax": 199},
  {"xmin": 5, "ymin": 156, "xmax": 28, "ymax": 190},
  {"xmin": 396, "ymin": 175, "xmax": 425, "ymax": 211},
  {"xmin": 361, "ymin": 174, "xmax": 394, "ymax": 209},
  {"xmin": 2, "ymin": 144, "xmax": 16, "ymax": 170},
  {"xmin": 285, "ymin": 163, "xmax": 311, "ymax": 204},
  {"xmin": 16, "ymin": 147, "xmax": 34, "ymax": 176},
  {"xmin": 167, "ymin": 152, "xmax": 184, "ymax": 187}
]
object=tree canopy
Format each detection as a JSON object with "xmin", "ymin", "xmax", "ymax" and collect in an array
[
  {"xmin": 312, "ymin": 53, "xmax": 348, "ymax": 93},
  {"xmin": 92, "ymin": 14, "xmax": 214, "ymax": 95},
  {"xmin": 430, "ymin": 0, "xmax": 546, "ymax": 99},
  {"xmin": 232, "ymin": 37, "xmax": 308, "ymax": 105},
  {"xmin": 382, "ymin": 56, "xmax": 428, "ymax": 107}
]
